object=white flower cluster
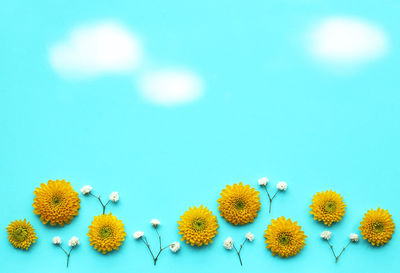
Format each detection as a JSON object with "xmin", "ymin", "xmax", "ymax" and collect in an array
[
  {"xmin": 80, "ymin": 185, "xmax": 119, "ymax": 203},
  {"xmin": 150, "ymin": 219, "xmax": 160, "ymax": 227},
  {"xmin": 68, "ymin": 236, "xmax": 80, "ymax": 247},
  {"xmin": 224, "ymin": 232, "xmax": 255, "ymax": 250},
  {"xmin": 320, "ymin": 230, "xmax": 332, "ymax": 240},
  {"xmin": 276, "ymin": 181, "xmax": 287, "ymax": 191},
  {"xmin": 258, "ymin": 177, "xmax": 269, "ymax": 186},
  {"xmin": 258, "ymin": 177, "xmax": 288, "ymax": 191},
  {"xmin": 133, "ymin": 231, "xmax": 144, "ymax": 239},
  {"xmin": 245, "ymin": 232, "xmax": 255, "ymax": 242},
  {"xmin": 109, "ymin": 192, "xmax": 119, "ymax": 202},
  {"xmin": 80, "ymin": 185, "xmax": 92, "ymax": 195},
  {"xmin": 52, "ymin": 236, "xmax": 62, "ymax": 245},
  {"xmin": 224, "ymin": 237, "xmax": 234, "ymax": 250},
  {"xmin": 349, "ymin": 233, "xmax": 359, "ymax": 242},
  {"xmin": 321, "ymin": 231, "xmax": 359, "ymax": 243},
  {"xmin": 169, "ymin": 242, "xmax": 181, "ymax": 253},
  {"xmin": 134, "ymin": 219, "xmax": 181, "ymax": 254},
  {"xmin": 53, "ymin": 236, "xmax": 80, "ymax": 247}
]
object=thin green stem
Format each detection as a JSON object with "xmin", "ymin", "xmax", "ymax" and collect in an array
[
  {"xmin": 89, "ymin": 192, "xmax": 110, "ymax": 214},
  {"xmin": 335, "ymin": 241, "xmax": 351, "ymax": 263},
  {"xmin": 264, "ymin": 186, "xmax": 279, "ymax": 214},
  {"xmin": 155, "ymin": 227, "xmax": 162, "ymax": 250},
  {"xmin": 141, "ymin": 233, "xmax": 169, "ymax": 266},
  {"xmin": 233, "ymin": 244, "xmax": 243, "ymax": 266},
  {"xmin": 66, "ymin": 249, "xmax": 72, "ymax": 268},
  {"xmin": 58, "ymin": 245, "xmax": 68, "ymax": 256},
  {"xmin": 327, "ymin": 241, "xmax": 337, "ymax": 263},
  {"xmin": 326, "ymin": 240, "xmax": 351, "ymax": 263},
  {"xmin": 58, "ymin": 245, "xmax": 72, "ymax": 268},
  {"xmin": 154, "ymin": 246, "xmax": 169, "ymax": 265},
  {"xmin": 238, "ymin": 238, "xmax": 247, "ymax": 254},
  {"xmin": 141, "ymin": 237, "xmax": 156, "ymax": 262}
]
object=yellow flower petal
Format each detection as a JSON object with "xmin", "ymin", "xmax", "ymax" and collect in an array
[
  {"xmin": 6, "ymin": 219, "xmax": 37, "ymax": 250},
  {"xmin": 178, "ymin": 205, "xmax": 219, "ymax": 247},
  {"xmin": 218, "ymin": 182, "xmax": 261, "ymax": 225},
  {"xmin": 87, "ymin": 213, "xmax": 127, "ymax": 254},
  {"xmin": 264, "ymin": 216, "xmax": 307, "ymax": 258},
  {"xmin": 33, "ymin": 179, "xmax": 80, "ymax": 226},
  {"xmin": 359, "ymin": 208, "xmax": 395, "ymax": 246},
  {"xmin": 309, "ymin": 190, "xmax": 346, "ymax": 226}
]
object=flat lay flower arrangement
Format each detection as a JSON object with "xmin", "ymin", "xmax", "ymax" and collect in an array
[{"xmin": 5, "ymin": 178, "xmax": 396, "ymax": 268}]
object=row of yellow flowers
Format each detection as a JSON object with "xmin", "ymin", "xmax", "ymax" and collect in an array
[{"xmin": 6, "ymin": 179, "xmax": 395, "ymax": 267}]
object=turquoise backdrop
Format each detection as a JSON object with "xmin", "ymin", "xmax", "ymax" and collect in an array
[{"xmin": 1, "ymin": 1, "xmax": 399, "ymax": 273}]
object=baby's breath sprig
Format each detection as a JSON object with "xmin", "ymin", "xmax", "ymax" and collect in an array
[
  {"xmin": 258, "ymin": 177, "xmax": 287, "ymax": 214},
  {"xmin": 134, "ymin": 219, "xmax": 181, "ymax": 265},
  {"xmin": 80, "ymin": 185, "xmax": 119, "ymax": 214},
  {"xmin": 321, "ymin": 231, "xmax": 359, "ymax": 263},
  {"xmin": 52, "ymin": 236, "xmax": 80, "ymax": 268},
  {"xmin": 224, "ymin": 232, "xmax": 254, "ymax": 266}
]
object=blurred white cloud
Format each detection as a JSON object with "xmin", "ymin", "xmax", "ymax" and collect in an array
[
  {"xmin": 49, "ymin": 21, "xmax": 141, "ymax": 78},
  {"xmin": 138, "ymin": 69, "xmax": 203, "ymax": 106},
  {"xmin": 308, "ymin": 17, "xmax": 388, "ymax": 66}
]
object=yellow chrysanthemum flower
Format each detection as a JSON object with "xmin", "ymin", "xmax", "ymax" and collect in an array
[
  {"xmin": 310, "ymin": 190, "xmax": 346, "ymax": 226},
  {"xmin": 218, "ymin": 182, "xmax": 261, "ymax": 225},
  {"xmin": 359, "ymin": 208, "xmax": 395, "ymax": 246},
  {"xmin": 88, "ymin": 213, "xmax": 127, "ymax": 254},
  {"xmin": 6, "ymin": 219, "xmax": 37, "ymax": 250},
  {"xmin": 33, "ymin": 179, "xmax": 80, "ymax": 226},
  {"xmin": 178, "ymin": 205, "xmax": 219, "ymax": 247},
  {"xmin": 264, "ymin": 216, "xmax": 307, "ymax": 258}
]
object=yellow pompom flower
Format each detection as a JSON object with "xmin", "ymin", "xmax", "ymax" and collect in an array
[
  {"xmin": 310, "ymin": 190, "xmax": 346, "ymax": 226},
  {"xmin": 6, "ymin": 219, "xmax": 37, "ymax": 250},
  {"xmin": 359, "ymin": 208, "xmax": 395, "ymax": 246},
  {"xmin": 264, "ymin": 216, "xmax": 307, "ymax": 258},
  {"xmin": 178, "ymin": 205, "xmax": 219, "ymax": 247},
  {"xmin": 218, "ymin": 182, "xmax": 261, "ymax": 225},
  {"xmin": 33, "ymin": 179, "xmax": 80, "ymax": 226},
  {"xmin": 88, "ymin": 213, "xmax": 127, "ymax": 254}
]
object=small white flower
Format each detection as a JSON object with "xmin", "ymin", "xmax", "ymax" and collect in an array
[
  {"xmin": 245, "ymin": 232, "xmax": 255, "ymax": 242},
  {"xmin": 258, "ymin": 177, "xmax": 269, "ymax": 186},
  {"xmin": 133, "ymin": 231, "xmax": 144, "ymax": 239},
  {"xmin": 68, "ymin": 236, "xmax": 80, "ymax": 247},
  {"xmin": 349, "ymin": 233, "xmax": 359, "ymax": 242},
  {"xmin": 80, "ymin": 185, "xmax": 93, "ymax": 195},
  {"xmin": 52, "ymin": 236, "xmax": 62, "ymax": 245},
  {"xmin": 276, "ymin": 181, "xmax": 287, "ymax": 191},
  {"xmin": 169, "ymin": 242, "xmax": 181, "ymax": 253},
  {"xmin": 224, "ymin": 237, "xmax": 234, "ymax": 250},
  {"xmin": 150, "ymin": 219, "xmax": 160, "ymax": 227},
  {"xmin": 320, "ymin": 231, "xmax": 332, "ymax": 240},
  {"xmin": 109, "ymin": 192, "xmax": 119, "ymax": 202}
]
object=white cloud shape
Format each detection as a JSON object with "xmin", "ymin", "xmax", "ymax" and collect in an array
[
  {"xmin": 138, "ymin": 69, "xmax": 203, "ymax": 106},
  {"xmin": 308, "ymin": 17, "xmax": 388, "ymax": 65},
  {"xmin": 49, "ymin": 21, "xmax": 141, "ymax": 78}
]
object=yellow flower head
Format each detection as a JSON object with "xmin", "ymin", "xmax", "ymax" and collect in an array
[
  {"xmin": 33, "ymin": 179, "xmax": 80, "ymax": 226},
  {"xmin": 309, "ymin": 190, "xmax": 346, "ymax": 226},
  {"xmin": 359, "ymin": 208, "xmax": 395, "ymax": 246},
  {"xmin": 178, "ymin": 205, "xmax": 219, "ymax": 247},
  {"xmin": 218, "ymin": 182, "xmax": 261, "ymax": 225},
  {"xmin": 6, "ymin": 219, "xmax": 37, "ymax": 250},
  {"xmin": 264, "ymin": 216, "xmax": 307, "ymax": 258},
  {"xmin": 88, "ymin": 213, "xmax": 127, "ymax": 254}
]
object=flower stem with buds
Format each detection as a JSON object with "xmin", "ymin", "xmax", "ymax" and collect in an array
[
  {"xmin": 58, "ymin": 245, "xmax": 73, "ymax": 268},
  {"xmin": 232, "ymin": 238, "xmax": 248, "ymax": 266},
  {"xmin": 140, "ymin": 227, "xmax": 170, "ymax": 265},
  {"xmin": 326, "ymin": 240, "xmax": 352, "ymax": 263},
  {"xmin": 264, "ymin": 186, "xmax": 279, "ymax": 214},
  {"xmin": 89, "ymin": 193, "xmax": 110, "ymax": 214}
]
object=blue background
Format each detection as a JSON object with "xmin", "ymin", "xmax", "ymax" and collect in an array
[{"xmin": 1, "ymin": 1, "xmax": 399, "ymax": 272}]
